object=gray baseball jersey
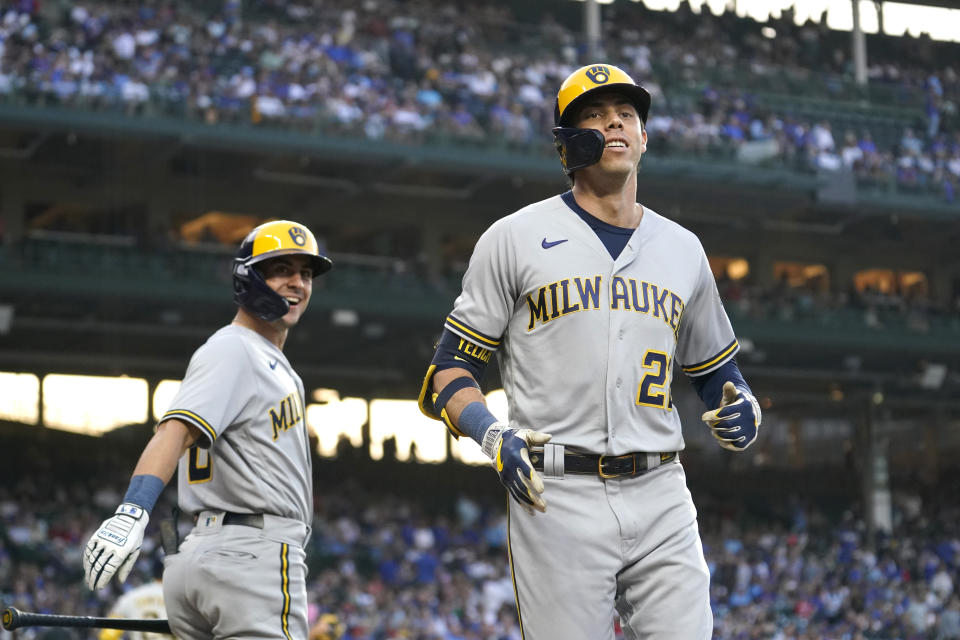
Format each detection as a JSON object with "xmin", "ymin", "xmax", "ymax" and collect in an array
[
  {"xmin": 158, "ymin": 324, "xmax": 312, "ymax": 640},
  {"xmin": 445, "ymin": 193, "xmax": 733, "ymax": 639},
  {"xmin": 447, "ymin": 193, "xmax": 738, "ymax": 453},
  {"xmin": 161, "ymin": 324, "xmax": 312, "ymax": 523}
]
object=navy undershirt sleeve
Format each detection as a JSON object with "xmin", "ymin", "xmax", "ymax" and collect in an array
[{"xmin": 689, "ymin": 359, "xmax": 750, "ymax": 409}]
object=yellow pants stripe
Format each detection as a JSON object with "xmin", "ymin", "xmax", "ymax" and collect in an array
[
  {"xmin": 506, "ymin": 502, "xmax": 526, "ymax": 640},
  {"xmin": 280, "ymin": 543, "xmax": 292, "ymax": 640}
]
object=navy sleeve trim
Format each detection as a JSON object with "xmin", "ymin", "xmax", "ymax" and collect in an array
[
  {"xmin": 160, "ymin": 409, "xmax": 217, "ymax": 445},
  {"xmin": 681, "ymin": 339, "xmax": 739, "ymax": 376},
  {"xmin": 444, "ymin": 315, "xmax": 500, "ymax": 349}
]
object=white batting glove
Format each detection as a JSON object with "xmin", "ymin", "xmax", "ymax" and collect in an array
[
  {"xmin": 481, "ymin": 423, "xmax": 553, "ymax": 514},
  {"xmin": 83, "ymin": 503, "xmax": 149, "ymax": 590},
  {"xmin": 701, "ymin": 381, "xmax": 761, "ymax": 452}
]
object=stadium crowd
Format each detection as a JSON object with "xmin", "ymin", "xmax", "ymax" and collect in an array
[
  {"xmin": 0, "ymin": 0, "xmax": 958, "ymax": 201},
  {"xmin": 2, "ymin": 458, "xmax": 959, "ymax": 640}
]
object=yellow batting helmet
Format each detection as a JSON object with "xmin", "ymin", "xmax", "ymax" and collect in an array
[
  {"xmin": 232, "ymin": 220, "xmax": 332, "ymax": 321},
  {"xmin": 310, "ymin": 613, "xmax": 345, "ymax": 640},
  {"xmin": 554, "ymin": 64, "xmax": 651, "ymax": 127}
]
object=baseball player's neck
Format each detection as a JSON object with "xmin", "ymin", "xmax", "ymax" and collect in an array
[
  {"xmin": 571, "ymin": 174, "xmax": 642, "ymax": 228},
  {"xmin": 232, "ymin": 309, "xmax": 289, "ymax": 350}
]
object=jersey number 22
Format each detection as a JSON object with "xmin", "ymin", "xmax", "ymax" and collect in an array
[{"xmin": 636, "ymin": 350, "xmax": 673, "ymax": 410}]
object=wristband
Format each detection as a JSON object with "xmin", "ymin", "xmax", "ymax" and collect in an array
[
  {"xmin": 122, "ymin": 474, "xmax": 165, "ymax": 513},
  {"xmin": 457, "ymin": 401, "xmax": 499, "ymax": 444}
]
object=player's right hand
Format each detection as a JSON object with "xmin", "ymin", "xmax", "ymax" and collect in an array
[
  {"xmin": 83, "ymin": 503, "xmax": 149, "ymax": 590},
  {"xmin": 482, "ymin": 424, "xmax": 553, "ymax": 514}
]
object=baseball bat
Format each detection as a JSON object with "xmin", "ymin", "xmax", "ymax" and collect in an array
[{"xmin": 2, "ymin": 606, "xmax": 172, "ymax": 633}]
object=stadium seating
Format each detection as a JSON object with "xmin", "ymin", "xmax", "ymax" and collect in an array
[{"xmin": 0, "ymin": 0, "xmax": 956, "ymax": 204}]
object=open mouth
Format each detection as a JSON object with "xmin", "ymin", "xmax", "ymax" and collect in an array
[
  {"xmin": 605, "ymin": 140, "xmax": 628, "ymax": 149},
  {"xmin": 285, "ymin": 296, "xmax": 301, "ymax": 307}
]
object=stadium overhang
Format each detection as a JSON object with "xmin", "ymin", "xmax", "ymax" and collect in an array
[{"xmin": 880, "ymin": 0, "xmax": 960, "ymax": 7}]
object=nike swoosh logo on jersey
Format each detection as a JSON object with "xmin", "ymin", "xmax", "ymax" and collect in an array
[
  {"xmin": 541, "ymin": 237, "xmax": 568, "ymax": 249},
  {"xmin": 269, "ymin": 359, "xmax": 279, "ymax": 370}
]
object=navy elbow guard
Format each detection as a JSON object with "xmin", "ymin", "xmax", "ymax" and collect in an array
[{"xmin": 418, "ymin": 328, "xmax": 495, "ymax": 430}]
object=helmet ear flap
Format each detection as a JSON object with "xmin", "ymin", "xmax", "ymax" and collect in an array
[
  {"xmin": 232, "ymin": 259, "xmax": 291, "ymax": 321},
  {"xmin": 553, "ymin": 127, "xmax": 605, "ymax": 175}
]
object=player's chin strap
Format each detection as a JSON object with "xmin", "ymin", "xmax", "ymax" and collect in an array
[{"xmin": 552, "ymin": 127, "xmax": 605, "ymax": 175}]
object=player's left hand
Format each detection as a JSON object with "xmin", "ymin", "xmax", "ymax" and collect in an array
[
  {"xmin": 83, "ymin": 503, "xmax": 149, "ymax": 590},
  {"xmin": 701, "ymin": 381, "xmax": 761, "ymax": 452},
  {"xmin": 481, "ymin": 424, "xmax": 553, "ymax": 514}
]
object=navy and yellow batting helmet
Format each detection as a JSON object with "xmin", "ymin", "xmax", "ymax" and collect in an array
[
  {"xmin": 554, "ymin": 64, "xmax": 651, "ymax": 127},
  {"xmin": 310, "ymin": 613, "xmax": 345, "ymax": 640},
  {"xmin": 232, "ymin": 220, "xmax": 332, "ymax": 321}
]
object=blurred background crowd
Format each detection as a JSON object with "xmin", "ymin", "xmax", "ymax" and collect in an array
[
  {"xmin": 2, "ymin": 449, "xmax": 959, "ymax": 640},
  {"xmin": 0, "ymin": 0, "xmax": 958, "ymax": 201}
]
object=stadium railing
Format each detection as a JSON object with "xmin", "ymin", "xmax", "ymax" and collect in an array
[
  {"xmin": 0, "ymin": 96, "xmax": 955, "ymax": 214},
  {"xmin": 2, "ymin": 235, "xmax": 958, "ymax": 350}
]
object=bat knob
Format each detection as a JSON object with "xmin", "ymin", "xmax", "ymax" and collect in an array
[{"xmin": 2, "ymin": 606, "xmax": 20, "ymax": 630}]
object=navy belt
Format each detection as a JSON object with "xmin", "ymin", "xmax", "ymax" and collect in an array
[
  {"xmin": 530, "ymin": 450, "xmax": 677, "ymax": 479},
  {"xmin": 223, "ymin": 512, "xmax": 264, "ymax": 528},
  {"xmin": 194, "ymin": 512, "xmax": 264, "ymax": 528}
]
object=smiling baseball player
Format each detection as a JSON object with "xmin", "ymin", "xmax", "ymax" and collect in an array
[
  {"xmin": 419, "ymin": 64, "xmax": 761, "ymax": 639},
  {"xmin": 82, "ymin": 220, "xmax": 332, "ymax": 640}
]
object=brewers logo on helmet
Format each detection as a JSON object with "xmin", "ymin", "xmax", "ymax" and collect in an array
[{"xmin": 233, "ymin": 220, "xmax": 333, "ymax": 321}]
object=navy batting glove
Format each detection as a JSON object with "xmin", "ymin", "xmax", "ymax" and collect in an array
[
  {"xmin": 701, "ymin": 381, "xmax": 761, "ymax": 451},
  {"xmin": 480, "ymin": 424, "xmax": 552, "ymax": 513}
]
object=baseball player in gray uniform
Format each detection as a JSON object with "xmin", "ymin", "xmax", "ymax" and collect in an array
[
  {"xmin": 82, "ymin": 220, "xmax": 332, "ymax": 640},
  {"xmin": 419, "ymin": 64, "xmax": 761, "ymax": 639},
  {"xmin": 99, "ymin": 579, "xmax": 170, "ymax": 640}
]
